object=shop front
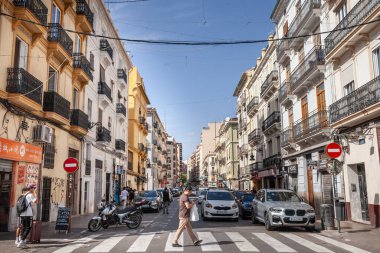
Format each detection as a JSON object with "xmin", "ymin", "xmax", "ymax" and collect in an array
[
  {"xmin": 258, "ymin": 167, "xmax": 281, "ymax": 189},
  {"xmin": 280, "ymin": 164, "xmax": 298, "ymax": 192}
]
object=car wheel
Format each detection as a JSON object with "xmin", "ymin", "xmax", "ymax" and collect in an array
[
  {"xmin": 234, "ymin": 218, "xmax": 239, "ymax": 222},
  {"xmin": 203, "ymin": 216, "xmax": 208, "ymax": 221},
  {"xmin": 265, "ymin": 213, "xmax": 273, "ymax": 231},
  {"xmin": 251, "ymin": 209, "xmax": 258, "ymax": 224},
  {"xmin": 305, "ymin": 226, "xmax": 315, "ymax": 232}
]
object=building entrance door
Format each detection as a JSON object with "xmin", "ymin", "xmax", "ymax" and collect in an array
[
  {"xmin": 307, "ymin": 167, "xmax": 315, "ymax": 207},
  {"xmin": 0, "ymin": 169, "xmax": 12, "ymax": 232},
  {"xmin": 358, "ymin": 164, "xmax": 370, "ymax": 221},
  {"xmin": 41, "ymin": 177, "xmax": 52, "ymax": 222}
]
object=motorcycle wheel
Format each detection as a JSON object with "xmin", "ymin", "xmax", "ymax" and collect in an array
[
  {"xmin": 126, "ymin": 214, "xmax": 142, "ymax": 229},
  {"xmin": 88, "ymin": 219, "xmax": 101, "ymax": 232}
]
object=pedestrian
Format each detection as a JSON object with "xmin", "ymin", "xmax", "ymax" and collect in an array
[
  {"xmin": 172, "ymin": 185, "xmax": 202, "ymax": 247},
  {"xmin": 129, "ymin": 189, "xmax": 135, "ymax": 205},
  {"xmin": 17, "ymin": 184, "xmax": 37, "ymax": 249},
  {"xmin": 120, "ymin": 187, "xmax": 129, "ymax": 208},
  {"xmin": 15, "ymin": 186, "xmax": 29, "ymax": 245},
  {"xmin": 162, "ymin": 187, "xmax": 170, "ymax": 214}
]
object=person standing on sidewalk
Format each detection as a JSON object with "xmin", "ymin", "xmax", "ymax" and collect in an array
[
  {"xmin": 15, "ymin": 187, "xmax": 29, "ymax": 245},
  {"xmin": 17, "ymin": 184, "xmax": 37, "ymax": 249},
  {"xmin": 121, "ymin": 187, "xmax": 129, "ymax": 208},
  {"xmin": 172, "ymin": 186, "xmax": 202, "ymax": 247},
  {"xmin": 162, "ymin": 187, "xmax": 170, "ymax": 214}
]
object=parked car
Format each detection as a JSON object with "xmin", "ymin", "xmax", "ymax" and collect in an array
[
  {"xmin": 197, "ymin": 190, "xmax": 208, "ymax": 204},
  {"xmin": 172, "ymin": 189, "xmax": 180, "ymax": 197},
  {"xmin": 136, "ymin": 191, "xmax": 162, "ymax": 213},
  {"xmin": 237, "ymin": 194, "xmax": 255, "ymax": 218},
  {"xmin": 189, "ymin": 192, "xmax": 198, "ymax": 203},
  {"xmin": 234, "ymin": 190, "xmax": 251, "ymax": 200},
  {"xmin": 156, "ymin": 188, "xmax": 173, "ymax": 202},
  {"xmin": 251, "ymin": 189, "xmax": 315, "ymax": 231},
  {"xmin": 201, "ymin": 189, "xmax": 239, "ymax": 221}
]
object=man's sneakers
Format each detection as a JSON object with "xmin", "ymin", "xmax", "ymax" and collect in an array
[
  {"xmin": 194, "ymin": 240, "xmax": 203, "ymax": 246},
  {"xmin": 172, "ymin": 242, "xmax": 182, "ymax": 247},
  {"xmin": 17, "ymin": 240, "xmax": 28, "ymax": 249}
]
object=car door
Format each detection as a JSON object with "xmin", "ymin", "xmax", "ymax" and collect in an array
[
  {"xmin": 252, "ymin": 190, "xmax": 262, "ymax": 218},
  {"xmin": 256, "ymin": 190, "xmax": 266, "ymax": 220}
]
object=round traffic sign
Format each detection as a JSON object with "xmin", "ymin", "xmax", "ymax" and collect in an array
[
  {"xmin": 63, "ymin": 157, "xmax": 79, "ymax": 173},
  {"xmin": 325, "ymin": 142, "xmax": 342, "ymax": 159}
]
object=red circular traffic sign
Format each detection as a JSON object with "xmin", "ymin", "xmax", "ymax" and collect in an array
[
  {"xmin": 326, "ymin": 142, "xmax": 342, "ymax": 159},
  {"xmin": 63, "ymin": 158, "xmax": 79, "ymax": 173}
]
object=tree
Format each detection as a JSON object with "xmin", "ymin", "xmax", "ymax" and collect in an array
[{"xmin": 180, "ymin": 174, "xmax": 187, "ymax": 184}]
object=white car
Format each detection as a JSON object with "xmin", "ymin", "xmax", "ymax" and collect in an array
[
  {"xmin": 197, "ymin": 190, "xmax": 208, "ymax": 204},
  {"xmin": 201, "ymin": 190, "xmax": 239, "ymax": 221}
]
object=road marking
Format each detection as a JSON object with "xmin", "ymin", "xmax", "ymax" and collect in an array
[
  {"xmin": 225, "ymin": 232, "xmax": 259, "ymax": 252},
  {"xmin": 311, "ymin": 234, "xmax": 371, "ymax": 253},
  {"xmin": 127, "ymin": 234, "xmax": 155, "ymax": 252},
  {"xmin": 253, "ymin": 233, "xmax": 296, "ymax": 252},
  {"xmin": 52, "ymin": 234, "xmax": 100, "ymax": 253},
  {"xmin": 280, "ymin": 233, "xmax": 333, "ymax": 252},
  {"xmin": 165, "ymin": 232, "xmax": 184, "ymax": 251},
  {"xmin": 89, "ymin": 236, "xmax": 125, "ymax": 252},
  {"xmin": 197, "ymin": 232, "xmax": 222, "ymax": 251}
]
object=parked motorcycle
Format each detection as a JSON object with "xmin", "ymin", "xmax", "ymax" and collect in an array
[{"xmin": 88, "ymin": 200, "xmax": 144, "ymax": 232}]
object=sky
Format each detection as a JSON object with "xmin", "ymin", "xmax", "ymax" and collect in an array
[{"xmin": 108, "ymin": 0, "xmax": 277, "ymax": 160}]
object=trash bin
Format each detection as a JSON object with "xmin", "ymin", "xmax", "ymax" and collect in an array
[
  {"xmin": 335, "ymin": 201, "xmax": 346, "ymax": 221},
  {"xmin": 320, "ymin": 204, "xmax": 334, "ymax": 230}
]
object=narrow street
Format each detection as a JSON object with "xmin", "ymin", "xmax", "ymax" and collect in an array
[{"xmin": 1, "ymin": 199, "xmax": 378, "ymax": 253}]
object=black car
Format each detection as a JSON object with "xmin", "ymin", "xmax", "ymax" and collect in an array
[{"xmin": 237, "ymin": 194, "xmax": 255, "ymax": 218}]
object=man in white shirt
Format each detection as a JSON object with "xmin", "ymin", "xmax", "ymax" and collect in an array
[
  {"xmin": 121, "ymin": 187, "xmax": 129, "ymax": 208},
  {"xmin": 17, "ymin": 184, "xmax": 37, "ymax": 249}
]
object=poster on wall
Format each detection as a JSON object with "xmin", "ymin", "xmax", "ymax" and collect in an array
[
  {"xmin": 17, "ymin": 164, "xmax": 26, "ymax": 184},
  {"xmin": 26, "ymin": 163, "xmax": 39, "ymax": 188}
]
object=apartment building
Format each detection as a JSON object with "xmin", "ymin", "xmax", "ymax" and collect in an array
[
  {"xmin": 166, "ymin": 136, "xmax": 181, "ymax": 187},
  {"xmin": 322, "ymin": 0, "xmax": 380, "ymax": 226},
  {"xmin": 146, "ymin": 106, "xmax": 167, "ymax": 190},
  {"xmin": 128, "ymin": 67, "xmax": 150, "ymax": 191},
  {"xmin": 201, "ymin": 153, "xmax": 217, "ymax": 187}
]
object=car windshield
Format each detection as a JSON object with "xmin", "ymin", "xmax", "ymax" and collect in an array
[
  {"xmin": 200, "ymin": 191, "xmax": 207, "ymax": 196},
  {"xmin": 207, "ymin": 192, "xmax": 234, "ymax": 201},
  {"xmin": 266, "ymin": 191, "xmax": 301, "ymax": 202},
  {"xmin": 141, "ymin": 191, "xmax": 157, "ymax": 197},
  {"xmin": 242, "ymin": 194, "xmax": 254, "ymax": 202},
  {"xmin": 235, "ymin": 191, "xmax": 247, "ymax": 199}
]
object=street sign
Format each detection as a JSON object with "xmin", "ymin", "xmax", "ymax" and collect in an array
[
  {"xmin": 326, "ymin": 142, "xmax": 342, "ymax": 159},
  {"xmin": 63, "ymin": 158, "xmax": 79, "ymax": 173}
]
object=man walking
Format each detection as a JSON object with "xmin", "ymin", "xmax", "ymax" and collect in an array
[
  {"xmin": 172, "ymin": 186, "xmax": 202, "ymax": 247},
  {"xmin": 17, "ymin": 184, "xmax": 37, "ymax": 249},
  {"xmin": 121, "ymin": 187, "xmax": 129, "ymax": 208},
  {"xmin": 162, "ymin": 187, "xmax": 170, "ymax": 214}
]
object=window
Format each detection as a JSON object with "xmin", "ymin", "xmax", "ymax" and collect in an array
[
  {"xmin": 344, "ymin": 81, "xmax": 355, "ymax": 96},
  {"xmin": 75, "ymin": 34, "xmax": 81, "ymax": 54},
  {"xmin": 108, "ymin": 116, "xmax": 112, "ymax": 130},
  {"xmin": 48, "ymin": 66, "xmax": 58, "ymax": 92},
  {"xmin": 90, "ymin": 53, "xmax": 95, "ymax": 70},
  {"xmin": 14, "ymin": 37, "xmax": 28, "ymax": 70},
  {"xmin": 373, "ymin": 47, "xmax": 380, "ymax": 78},
  {"xmin": 51, "ymin": 3, "xmax": 61, "ymax": 24},
  {"xmin": 73, "ymin": 89, "xmax": 79, "ymax": 109},
  {"xmin": 335, "ymin": 2, "xmax": 347, "ymax": 22},
  {"xmin": 86, "ymin": 143, "xmax": 91, "ymax": 159},
  {"xmin": 268, "ymin": 140, "xmax": 273, "ymax": 157},
  {"xmin": 98, "ymin": 109, "xmax": 103, "ymax": 124},
  {"xmin": 87, "ymin": 99, "xmax": 92, "ymax": 122},
  {"xmin": 100, "ymin": 65, "xmax": 105, "ymax": 82}
]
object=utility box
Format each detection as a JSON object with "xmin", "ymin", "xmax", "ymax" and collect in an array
[
  {"xmin": 320, "ymin": 204, "xmax": 334, "ymax": 230},
  {"xmin": 335, "ymin": 201, "xmax": 346, "ymax": 221}
]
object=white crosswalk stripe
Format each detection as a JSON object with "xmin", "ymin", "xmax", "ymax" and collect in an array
[
  {"xmin": 90, "ymin": 236, "xmax": 126, "ymax": 252},
  {"xmin": 197, "ymin": 232, "xmax": 222, "ymax": 251},
  {"xmin": 311, "ymin": 234, "xmax": 372, "ymax": 253},
  {"xmin": 253, "ymin": 233, "xmax": 296, "ymax": 252},
  {"xmin": 127, "ymin": 233, "xmax": 155, "ymax": 252},
  {"xmin": 225, "ymin": 232, "xmax": 259, "ymax": 252},
  {"xmin": 52, "ymin": 234, "xmax": 101, "ymax": 253},
  {"xmin": 164, "ymin": 232, "xmax": 184, "ymax": 251},
  {"xmin": 280, "ymin": 233, "xmax": 333, "ymax": 253}
]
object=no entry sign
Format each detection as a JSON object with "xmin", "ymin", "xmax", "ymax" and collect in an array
[
  {"xmin": 326, "ymin": 142, "xmax": 342, "ymax": 159},
  {"xmin": 63, "ymin": 158, "xmax": 79, "ymax": 173}
]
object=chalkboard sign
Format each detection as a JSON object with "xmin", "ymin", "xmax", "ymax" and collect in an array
[{"xmin": 55, "ymin": 207, "xmax": 71, "ymax": 231}]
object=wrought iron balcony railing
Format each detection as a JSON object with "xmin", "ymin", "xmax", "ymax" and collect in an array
[
  {"xmin": 73, "ymin": 53, "xmax": 93, "ymax": 80},
  {"xmin": 279, "ymin": 80, "xmax": 291, "ymax": 104},
  {"xmin": 325, "ymin": 0, "xmax": 380, "ymax": 55},
  {"xmin": 116, "ymin": 103, "xmax": 126, "ymax": 116},
  {"xmin": 43, "ymin": 91, "xmax": 70, "ymax": 119},
  {"xmin": 76, "ymin": 0, "xmax": 94, "ymax": 28},
  {"xmin": 96, "ymin": 126, "xmax": 111, "ymax": 142},
  {"xmin": 6, "ymin": 68, "xmax": 43, "ymax": 105},
  {"xmin": 13, "ymin": 0, "xmax": 48, "ymax": 25},
  {"xmin": 100, "ymin": 39, "xmax": 113, "ymax": 60},
  {"xmin": 117, "ymin": 69, "xmax": 128, "ymax": 83},
  {"xmin": 98, "ymin": 82, "xmax": 112, "ymax": 102},
  {"xmin": 70, "ymin": 109, "xmax": 89, "ymax": 130},
  {"xmin": 115, "ymin": 139, "xmax": 126, "ymax": 151},
  {"xmin": 248, "ymin": 129, "xmax": 261, "ymax": 144},
  {"xmin": 330, "ymin": 76, "xmax": 380, "ymax": 124},
  {"xmin": 247, "ymin": 96, "xmax": 259, "ymax": 114},
  {"xmin": 139, "ymin": 116, "xmax": 146, "ymax": 124},
  {"xmin": 263, "ymin": 154, "xmax": 282, "ymax": 168},
  {"xmin": 277, "ymin": 38, "xmax": 289, "ymax": 62},
  {"xmin": 249, "ymin": 162, "xmax": 263, "ymax": 173},
  {"xmin": 48, "ymin": 23, "xmax": 73, "ymax": 56},
  {"xmin": 288, "ymin": 0, "xmax": 321, "ymax": 38},
  {"xmin": 262, "ymin": 111, "xmax": 281, "ymax": 132},
  {"xmin": 261, "ymin": 70, "xmax": 279, "ymax": 96},
  {"xmin": 293, "ymin": 109, "xmax": 329, "ymax": 141},
  {"xmin": 138, "ymin": 143, "xmax": 145, "ymax": 151},
  {"xmin": 281, "ymin": 127, "xmax": 293, "ymax": 147}
]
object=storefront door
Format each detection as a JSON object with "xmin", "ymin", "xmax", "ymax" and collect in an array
[
  {"xmin": 307, "ymin": 168, "xmax": 315, "ymax": 207},
  {"xmin": 0, "ymin": 170, "xmax": 12, "ymax": 232},
  {"xmin": 41, "ymin": 177, "xmax": 52, "ymax": 222}
]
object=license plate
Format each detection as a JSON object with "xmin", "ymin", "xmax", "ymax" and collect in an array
[
  {"xmin": 216, "ymin": 210, "xmax": 227, "ymax": 214},
  {"xmin": 289, "ymin": 217, "xmax": 303, "ymax": 221}
]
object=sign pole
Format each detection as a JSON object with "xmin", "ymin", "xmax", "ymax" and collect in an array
[{"xmin": 332, "ymin": 159, "xmax": 341, "ymax": 233}]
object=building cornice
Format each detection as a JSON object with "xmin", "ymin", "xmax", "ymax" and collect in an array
[{"xmin": 270, "ymin": 0, "xmax": 290, "ymax": 23}]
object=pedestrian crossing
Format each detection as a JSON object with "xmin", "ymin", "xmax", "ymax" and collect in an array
[{"xmin": 51, "ymin": 231, "xmax": 372, "ymax": 253}]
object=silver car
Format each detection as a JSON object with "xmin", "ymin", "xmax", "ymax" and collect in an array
[{"xmin": 251, "ymin": 189, "xmax": 315, "ymax": 231}]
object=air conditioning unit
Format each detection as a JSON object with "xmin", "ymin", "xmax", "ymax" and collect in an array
[{"xmin": 33, "ymin": 125, "xmax": 52, "ymax": 143}]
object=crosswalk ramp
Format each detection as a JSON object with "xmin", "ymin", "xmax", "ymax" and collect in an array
[{"xmin": 51, "ymin": 231, "xmax": 372, "ymax": 253}]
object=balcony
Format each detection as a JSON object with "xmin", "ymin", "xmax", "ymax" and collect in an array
[
  {"xmin": 115, "ymin": 139, "xmax": 126, "ymax": 153},
  {"xmin": 293, "ymin": 109, "xmax": 329, "ymax": 148},
  {"xmin": 76, "ymin": 0, "xmax": 94, "ymax": 33},
  {"xmin": 13, "ymin": 0, "xmax": 48, "ymax": 36},
  {"xmin": 248, "ymin": 129, "xmax": 262, "ymax": 146},
  {"xmin": 47, "ymin": 23, "xmax": 73, "ymax": 63},
  {"xmin": 70, "ymin": 109, "xmax": 89, "ymax": 136},
  {"xmin": 330, "ymin": 76, "xmax": 380, "ymax": 128},
  {"xmin": 98, "ymin": 82, "xmax": 112, "ymax": 107},
  {"xmin": 6, "ymin": 68, "xmax": 43, "ymax": 111},
  {"xmin": 100, "ymin": 39, "xmax": 113, "ymax": 66},
  {"xmin": 85, "ymin": 160, "xmax": 91, "ymax": 175},
  {"xmin": 43, "ymin": 91, "xmax": 70, "ymax": 125},
  {"xmin": 260, "ymin": 70, "xmax": 279, "ymax": 101},
  {"xmin": 288, "ymin": 0, "xmax": 322, "ymax": 48},
  {"xmin": 279, "ymin": 80, "xmax": 292, "ymax": 107},
  {"xmin": 247, "ymin": 96, "xmax": 259, "ymax": 117},
  {"xmin": 139, "ymin": 116, "xmax": 146, "ymax": 127},
  {"xmin": 262, "ymin": 111, "xmax": 281, "ymax": 136},
  {"xmin": 138, "ymin": 143, "xmax": 145, "ymax": 153},
  {"xmin": 117, "ymin": 69, "xmax": 128, "ymax": 89},
  {"xmin": 239, "ymin": 144, "xmax": 249, "ymax": 157},
  {"xmin": 290, "ymin": 46, "xmax": 325, "ymax": 95},
  {"xmin": 281, "ymin": 127, "xmax": 295, "ymax": 151},
  {"xmin": 116, "ymin": 103, "xmax": 127, "ymax": 122},
  {"xmin": 96, "ymin": 126, "xmax": 111, "ymax": 144},
  {"xmin": 325, "ymin": 0, "xmax": 380, "ymax": 58},
  {"xmin": 240, "ymin": 93, "xmax": 247, "ymax": 106},
  {"xmin": 277, "ymin": 38, "xmax": 290, "ymax": 65},
  {"xmin": 73, "ymin": 53, "xmax": 93, "ymax": 85},
  {"xmin": 263, "ymin": 154, "xmax": 282, "ymax": 169},
  {"xmin": 249, "ymin": 162, "xmax": 263, "ymax": 173}
]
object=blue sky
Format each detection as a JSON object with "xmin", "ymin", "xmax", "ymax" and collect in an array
[{"xmin": 108, "ymin": 0, "xmax": 277, "ymax": 159}]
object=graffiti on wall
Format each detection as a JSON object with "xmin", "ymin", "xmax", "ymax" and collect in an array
[{"xmin": 51, "ymin": 177, "xmax": 65, "ymax": 207}]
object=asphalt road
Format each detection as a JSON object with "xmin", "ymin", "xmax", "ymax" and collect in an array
[{"xmin": 3, "ymin": 198, "xmax": 377, "ymax": 253}]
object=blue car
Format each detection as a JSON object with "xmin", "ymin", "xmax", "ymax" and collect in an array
[{"xmin": 238, "ymin": 194, "xmax": 255, "ymax": 219}]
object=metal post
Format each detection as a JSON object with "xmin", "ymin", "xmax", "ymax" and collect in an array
[{"xmin": 332, "ymin": 159, "xmax": 341, "ymax": 233}]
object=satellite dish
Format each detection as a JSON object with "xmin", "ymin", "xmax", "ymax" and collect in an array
[{"xmin": 326, "ymin": 159, "xmax": 343, "ymax": 175}]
